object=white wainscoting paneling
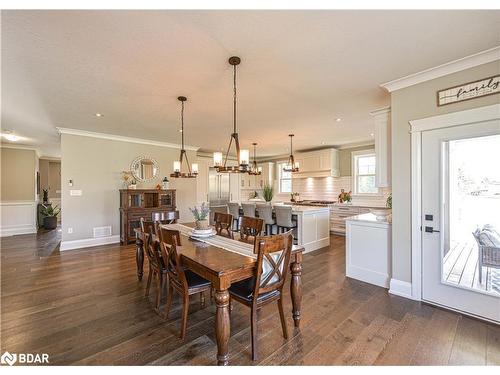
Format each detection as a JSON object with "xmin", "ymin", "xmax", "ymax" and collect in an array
[
  {"xmin": 0, "ymin": 201, "xmax": 37, "ymax": 237},
  {"xmin": 60, "ymin": 235, "xmax": 120, "ymax": 251}
]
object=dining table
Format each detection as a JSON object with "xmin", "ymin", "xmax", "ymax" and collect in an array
[{"xmin": 134, "ymin": 223, "xmax": 304, "ymax": 365}]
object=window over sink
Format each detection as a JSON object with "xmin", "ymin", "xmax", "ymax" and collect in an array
[
  {"xmin": 278, "ymin": 162, "xmax": 292, "ymax": 193},
  {"xmin": 352, "ymin": 150, "xmax": 378, "ymax": 195}
]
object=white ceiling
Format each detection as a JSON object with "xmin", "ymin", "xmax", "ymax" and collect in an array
[{"xmin": 2, "ymin": 10, "xmax": 499, "ymax": 158}]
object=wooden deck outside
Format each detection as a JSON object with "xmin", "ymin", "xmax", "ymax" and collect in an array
[{"xmin": 443, "ymin": 240, "xmax": 500, "ymax": 295}]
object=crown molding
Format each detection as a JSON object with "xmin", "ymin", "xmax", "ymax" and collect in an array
[
  {"xmin": 1, "ymin": 143, "xmax": 41, "ymax": 158},
  {"xmin": 380, "ymin": 46, "xmax": 500, "ymax": 93},
  {"xmin": 56, "ymin": 127, "xmax": 199, "ymax": 151},
  {"xmin": 369, "ymin": 106, "xmax": 391, "ymax": 116}
]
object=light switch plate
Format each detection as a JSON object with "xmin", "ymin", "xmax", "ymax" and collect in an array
[{"xmin": 70, "ymin": 190, "xmax": 82, "ymax": 196}]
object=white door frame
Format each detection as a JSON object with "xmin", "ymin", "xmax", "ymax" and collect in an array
[{"xmin": 409, "ymin": 103, "xmax": 500, "ymax": 301}]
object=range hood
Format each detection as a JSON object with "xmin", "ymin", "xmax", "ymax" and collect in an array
[{"xmin": 290, "ymin": 148, "xmax": 340, "ymax": 179}]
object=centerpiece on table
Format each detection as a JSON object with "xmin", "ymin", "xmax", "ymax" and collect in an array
[
  {"xmin": 189, "ymin": 203, "xmax": 216, "ymax": 238},
  {"xmin": 338, "ymin": 189, "xmax": 352, "ymax": 204}
]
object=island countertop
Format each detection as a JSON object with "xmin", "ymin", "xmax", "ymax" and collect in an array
[{"xmin": 345, "ymin": 212, "xmax": 392, "ymax": 226}]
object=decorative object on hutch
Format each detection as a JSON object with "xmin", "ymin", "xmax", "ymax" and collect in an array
[
  {"xmin": 171, "ymin": 96, "xmax": 198, "ymax": 178},
  {"xmin": 119, "ymin": 189, "xmax": 177, "ymax": 244},
  {"xmin": 213, "ymin": 56, "xmax": 250, "ymax": 173},
  {"xmin": 130, "ymin": 156, "xmax": 159, "ymax": 182},
  {"xmin": 283, "ymin": 134, "xmax": 299, "ymax": 172},
  {"xmin": 247, "ymin": 142, "xmax": 262, "ymax": 175}
]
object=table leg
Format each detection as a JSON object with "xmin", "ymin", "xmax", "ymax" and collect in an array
[
  {"xmin": 214, "ymin": 289, "xmax": 230, "ymax": 365},
  {"xmin": 290, "ymin": 259, "xmax": 302, "ymax": 328},
  {"xmin": 135, "ymin": 236, "xmax": 144, "ymax": 281}
]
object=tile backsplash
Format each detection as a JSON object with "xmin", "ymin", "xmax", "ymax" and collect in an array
[{"xmin": 292, "ymin": 176, "xmax": 390, "ymax": 207}]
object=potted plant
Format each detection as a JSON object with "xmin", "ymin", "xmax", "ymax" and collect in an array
[
  {"xmin": 263, "ymin": 183, "xmax": 274, "ymax": 203},
  {"xmin": 338, "ymin": 189, "xmax": 352, "ymax": 204},
  {"xmin": 41, "ymin": 204, "xmax": 60, "ymax": 230},
  {"xmin": 386, "ymin": 193, "xmax": 392, "ymax": 209},
  {"xmin": 189, "ymin": 202, "xmax": 210, "ymax": 230}
]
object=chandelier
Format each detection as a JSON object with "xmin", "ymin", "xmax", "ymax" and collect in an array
[
  {"xmin": 248, "ymin": 143, "xmax": 262, "ymax": 175},
  {"xmin": 213, "ymin": 56, "xmax": 249, "ymax": 173},
  {"xmin": 170, "ymin": 96, "xmax": 198, "ymax": 178},
  {"xmin": 283, "ymin": 134, "xmax": 300, "ymax": 172}
]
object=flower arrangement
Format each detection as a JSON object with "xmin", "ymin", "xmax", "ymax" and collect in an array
[
  {"xmin": 338, "ymin": 189, "xmax": 352, "ymax": 203},
  {"xmin": 121, "ymin": 171, "xmax": 136, "ymax": 188},
  {"xmin": 189, "ymin": 202, "xmax": 210, "ymax": 221}
]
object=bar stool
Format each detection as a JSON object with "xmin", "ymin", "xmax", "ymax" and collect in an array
[
  {"xmin": 242, "ymin": 203, "xmax": 256, "ymax": 218},
  {"xmin": 275, "ymin": 205, "xmax": 298, "ymax": 245},
  {"xmin": 227, "ymin": 202, "xmax": 241, "ymax": 231},
  {"xmin": 256, "ymin": 203, "xmax": 275, "ymax": 235}
]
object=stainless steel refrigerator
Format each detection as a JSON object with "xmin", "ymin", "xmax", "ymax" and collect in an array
[{"xmin": 208, "ymin": 168, "xmax": 230, "ymax": 224}]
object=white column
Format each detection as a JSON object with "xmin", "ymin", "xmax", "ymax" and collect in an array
[{"xmin": 370, "ymin": 107, "xmax": 391, "ymax": 188}]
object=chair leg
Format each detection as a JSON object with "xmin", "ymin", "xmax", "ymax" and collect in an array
[
  {"xmin": 277, "ymin": 297, "xmax": 288, "ymax": 340},
  {"xmin": 145, "ymin": 268, "xmax": 153, "ymax": 297},
  {"xmin": 251, "ymin": 307, "xmax": 258, "ymax": 361},
  {"xmin": 180, "ymin": 294, "xmax": 189, "ymax": 340},
  {"xmin": 163, "ymin": 284, "xmax": 174, "ymax": 319},
  {"xmin": 155, "ymin": 273, "xmax": 163, "ymax": 312}
]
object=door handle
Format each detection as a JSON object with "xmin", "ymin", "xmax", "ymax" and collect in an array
[{"xmin": 425, "ymin": 226, "xmax": 440, "ymax": 233}]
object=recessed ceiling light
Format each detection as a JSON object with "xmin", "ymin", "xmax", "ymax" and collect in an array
[
  {"xmin": 321, "ymin": 141, "xmax": 326, "ymax": 145},
  {"xmin": 3, "ymin": 133, "xmax": 19, "ymax": 142},
  {"xmin": 335, "ymin": 118, "xmax": 342, "ymax": 122},
  {"xmin": 95, "ymin": 113, "xmax": 103, "ymax": 117},
  {"xmin": 179, "ymin": 129, "xmax": 183, "ymax": 133},
  {"xmin": 370, "ymin": 133, "xmax": 374, "ymax": 137}
]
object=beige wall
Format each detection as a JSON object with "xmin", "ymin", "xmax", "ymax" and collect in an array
[
  {"xmin": 0, "ymin": 147, "xmax": 37, "ymax": 201},
  {"xmin": 339, "ymin": 144, "xmax": 375, "ymax": 176},
  {"xmin": 39, "ymin": 159, "xmax": 61, "ymax": 198},
  {"xmin": 391, "ymin": 60, "xmax": 500, "ymax": 283},
  {"xmin": 61, "ymin": 134, "xmax": 197, "ymax": 242}
]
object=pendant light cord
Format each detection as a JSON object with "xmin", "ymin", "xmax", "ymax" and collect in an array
[
  {"xmin": 181, "ymin": 100, "xmax": 185, "ymax": 150},
  {"xmin": 233, "ymin": 64, "xmax": 237, "ymax": 134}
]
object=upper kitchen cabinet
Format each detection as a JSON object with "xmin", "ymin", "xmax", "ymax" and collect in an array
[
  {"xmin": 258, "ymin": 162, "xmax": 274, "ymax": 188},
  {"xmin": 370, "ymin": 107, "xmax": 391, "ymax": 188},
  {"xmin": 196, "ymin": 156, "xmax": 211, "ymax": 204},
  {"xmin": 292, "ymin": 148, "xmax": 340, "ymax": 178}
]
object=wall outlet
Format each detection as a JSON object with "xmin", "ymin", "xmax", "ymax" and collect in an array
[{"xmin": 67, "ymin": 227, "xmax": 73, "ymax": 234}]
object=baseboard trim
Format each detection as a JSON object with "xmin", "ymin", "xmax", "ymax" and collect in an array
[
  {"xmin": 60, "ymin": 235, "xmax": 120, "ymax": 251},
  {"xmin": 0, "ymin": 224, "xmax": 37, "ymax": 237},
  {"xmin": 389, "ymin": 278, "xmax": 419, "ymax": 300},
  {"xmin": 346, "ymin": 265, "xmax": 390, "ymax": 288}
]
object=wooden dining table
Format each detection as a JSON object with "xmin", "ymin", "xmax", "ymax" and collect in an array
[{"xmin": 134, "ymin": 223, "xmax": 304, "ymax": 365}]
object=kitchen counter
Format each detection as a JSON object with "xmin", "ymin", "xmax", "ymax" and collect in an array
[{"xmin": 346, "ymin": 212, "xmax": 391, "ymax": 225}]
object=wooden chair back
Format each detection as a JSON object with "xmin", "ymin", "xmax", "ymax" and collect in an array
[
  {"xmin": 252, "ymin": 230, "xmax": 293, "ymax": 298},
  {"xmin": 158, "ymin": 226, "xmax": 182, "ymax": 246},
  {"xmin": 163, "ymin": 241, "xmax": 188, "ymax": 291},
  {"xmin": 145, "ymin": 235, "xmax": 163, "ymax": 271},
  {"xmin": 240, "ymin": 216, "xmax": 264, "ymax": 244},
  {"xmin": 140, "ymin": 217, "xmax": 155, "ymax": 235},
  {"xmin": 214, "ymin": 212, "xmax": 234, "ymax": 239}
]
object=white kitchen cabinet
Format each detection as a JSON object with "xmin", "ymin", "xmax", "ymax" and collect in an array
[
  {"xmin": 370, "ymin": 107, "xmax": 391, "ymax": 188},
  {"xmin": 292, "ymin": 148, "xmax": 339, "ymax": 178},
  {"xmin": 229, "ymin": 173, "xmax": 241, "ymax": 202},
  {"xmin": 257, "ymin": 162, "xmax": 274, "ymax": 188}
]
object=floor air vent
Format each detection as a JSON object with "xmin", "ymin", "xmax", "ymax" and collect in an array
[{"xmin": 93, "ymin": 226, "xmax": 112, "ymax": 238}]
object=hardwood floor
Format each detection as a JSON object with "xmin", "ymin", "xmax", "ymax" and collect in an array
[{"xmin": 1, "ymin": 229, "xmax": 499, "ymax": 365}]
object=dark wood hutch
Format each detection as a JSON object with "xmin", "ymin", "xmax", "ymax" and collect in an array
[{"xmin": 119, "ymin": 189, "xmax": 176, "ymax": 244}]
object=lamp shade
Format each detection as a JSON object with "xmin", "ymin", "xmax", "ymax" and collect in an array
[
  {"xmin": 192, "ymin": 163, "xmax": 199, "ymax": 174},
  {"xmin": 173, "ymin": 161, "xmax": 181, "ymax": 173},
  {"xmin": 239, "ymin": 149, "xmax": 249, "ymax": 165},
  {"xmin": 213, "ymin": 152, "xmax": 223, "ymax": 166}
]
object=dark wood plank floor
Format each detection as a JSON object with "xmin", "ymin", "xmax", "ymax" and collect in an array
[{"xmin": 1, "ymin": 228, "xmax": 499, "ymax": 365}]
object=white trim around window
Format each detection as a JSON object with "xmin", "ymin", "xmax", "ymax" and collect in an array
[{"xmin": 351, "ymin": 149, "xmax": 380, "ymax": 196}]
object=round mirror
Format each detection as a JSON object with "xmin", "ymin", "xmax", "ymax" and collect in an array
[{"xmin": 130, "ymin": 156, "xmax": 160, "ymax": 182}]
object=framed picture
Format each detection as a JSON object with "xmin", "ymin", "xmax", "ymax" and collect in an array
[{"xmin": 437, "ymin": 75, "xmax": 500, "ymax": 106}]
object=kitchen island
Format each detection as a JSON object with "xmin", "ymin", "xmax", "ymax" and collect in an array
[{"xmin": 235, "ymin": 203, "xmax": 330, "ymax": 253}]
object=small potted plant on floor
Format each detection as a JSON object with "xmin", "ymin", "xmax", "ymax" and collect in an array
[
  {"xmin": 263, "ymin": 183, "xmax": 274, "ymax": 203},
  {"xmin": 41, "ymin": 204, "xmax": 60, "ymax": 230},
  {"xmin": 189, "ymin": 202, "xmax": 210, "ymax": 230}
]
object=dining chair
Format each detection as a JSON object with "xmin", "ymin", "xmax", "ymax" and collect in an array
[
  {"xmin": 242, "ymin": 203, "xmax": 257, "ymax": 218},
  {"xmin": 160, "ymin": 229, "xmax": 212, "ymax": 340},
  {"xmin": 141, "ymin": 231, "xmax": 168, "ymax": 314},
  {"xmin": 140, "ymin": 217, "xmax": 155, "ymax": 235},
  {"xmin": 274, "ymin": 206, "xmax": 298, "ymax": 244},
  {"xmin": 239, "ymin": 216, "xmax": 264, "ymax": 244},
  {"xmin": 229, "ymin": 230, "xmax": 294, "ymax": 360},
  {"xmin": 214, "ymin": 212, "xmax": 234, "ymax": 239},
  {"xmin": 256, "ymin": 204, "xmax": 275, "ymax": 235},
  {"xmin": 227, "ymin": 202, "xmax": 241, "ymax": 231}
]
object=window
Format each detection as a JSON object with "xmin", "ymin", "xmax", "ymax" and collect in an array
[
  {"xmin": 278, "ymin": 162, "xmax": 292, "ymax": 193},
  {"xmin": 352, "ymin": 151, "xmax": 378, "ymax": 194}
]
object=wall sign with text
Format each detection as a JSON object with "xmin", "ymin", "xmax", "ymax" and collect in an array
[{"xmin": 437, "ymin": 75, "xmax": 499, "ymax": 106}]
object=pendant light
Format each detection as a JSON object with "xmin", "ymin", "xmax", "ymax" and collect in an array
[
  {"xmin": 283, "ymin": 134, "xmax": 299, "ymax": 172},
  {"xmin": 248, "ymin": 143, "xmax": 262, "ymax": 175},
  {"xmin": 213, "ymin": 56, "xmax": 249, "ymax": 173},
  {"xmin": 170, "ymin": 96, "xmax": 198, "ymax": 178}
]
